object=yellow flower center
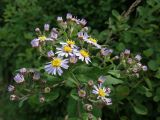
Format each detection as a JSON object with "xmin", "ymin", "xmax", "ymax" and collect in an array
[
  {"xmin": 80, "ymin": 50, "xmax": 89, "ymax": 57},
  {"xmin": 98, "ymin": 89, "xmax": 106, "ymax": 97},
  {"xmin": 89, "ymin": 38, "xmax": 97, "ymax": 43},
  {"xmin": 51, "ymin": 58, "xmax": 62, "ymax": 67},
  {"xmin": 63, "ymin": 45, "xmax": 72, "ymax": 53},
  {"xmin": 67, "ymin": 40, "xmax": 75, "ymax": 45},
  {"xmin": 39, "ymin": 36, "xmax": 46, "ymax": 41}
]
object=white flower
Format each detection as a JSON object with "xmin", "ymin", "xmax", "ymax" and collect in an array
[
  {"xmin": 47, "ymin": 50, "xmax": 54, "ymax": 58},
  {"xmin": 85, "ymin": 37, "xmax": 101, "ymax": 49},
  {"xmin": 92, "ymin": 83, "xmax": 112, "ymax": 105},
  {"xmin": 14, "ymin": 73, "xmax": 25, "ymax": 83},
  {"xmin": 44, "ymin": 57, "xmax": 69, "ymax": 76},
  {"xmin": 75, "ymin": 49, "xmax": 91, "ymax": 64},
  {"xmin": 56, "ymin": 44, "xmax": 77, "ymax": 57},
  {"xmin": 31, "ymin": 35, "xmax": 53, "ymax": 47},
  {"xmin": 60, "ymin": 40, "xmax": 77, "ymax": 48}
]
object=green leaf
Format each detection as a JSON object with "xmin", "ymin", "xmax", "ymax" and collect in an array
[
  {"xmin": 143, "ymin": 49, "xmax": 153, "ymax": 57},
  {"xmin": 104, "ymin": 75, "xmax": 123, "ymax": 85},
  {"xmin": 116, "ymin": 85, "xmax": 129, "ymax": 100},
  {"xmin": 108, "ymin": 70, "xmax": 121, "ymax": 78},
  {"xmin": 148, "ymin": 60, "xmax": 158, "ymax": 71},
  {"xmin": 133, "ymin": 104, "xmax": 148, "ymax": 115},
  {"xmin": 70, "ymin": 89, "xmax": 79, "ymax": 100}
]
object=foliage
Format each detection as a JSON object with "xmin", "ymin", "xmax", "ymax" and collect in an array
[{"xmin": 0, "ymin": 0, "xmax": 160, "ymax": 120}]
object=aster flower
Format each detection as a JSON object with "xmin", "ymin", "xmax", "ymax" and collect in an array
[
  {"xmin": 98, "ymin": 76, "xmax": 106, "ymax": 83},
  {"xmin": 77, "ymin": 32, "xmax": 89, "ymax": 40},
  {"xmin": 31, "ymin": 38, "xmax": 39, "ymax": 47},
  {"xmin": 79, "ymin": 18, "xmax": 87, "ymax": 26},
  {"xmin": 47, "ymin": 50, "xmax": 54, "ymax": 58},
  {"xmin": 85, "ymin": 37, "xmax": 101, "ymax": 49},
  {"xmin": 75, "ymin": 49, "xmax": 91, "ymax": 64},
  {"xmin": 14, "ymin": 73, "xmax": 24, "ymax": 83},
  {"xmin": 19, "ymin": 68, "xmax": 27, "ymax": 74},
  {"xmin": 56, "ymin": 44, "xmax": 76, "ymax": 57},
  {"xmin": 44, "ymin": 57, "xmax": 69, "ymax": 76},
  {"xmin": 60, "ymin": 40, "xmax": 76, "ymax": 48},
  {"xmin": 100, "ymin": 48, "xmax": 113, "ymax": 56},
  {"xmin": 92, "ymin": 83, "xmax": 112, "ymax": 105},
  {"xmin": 31, "ymin": 35, "xmax": 53, "ymax": 47}
]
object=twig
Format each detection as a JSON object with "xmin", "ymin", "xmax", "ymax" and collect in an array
[{"xmin": 123, "ymin": 0, "xmax": 142, "ymax": 17}]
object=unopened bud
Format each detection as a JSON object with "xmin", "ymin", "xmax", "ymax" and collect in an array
[
  {"xmin": 57, "ymin": 16, "xmax": 63, "ymax": 22},
  {"xmin": 35, "ymin": 28, "xmax": 40, "ymax": 32},
  {"xmin": 88, "ymin": 113, "xmax": 93, "ymax": 120},
  {"xmin": 44, "ymin": 87, "xmax": 51, "ymax": 93},
  {"xmin": 124, "ymin": 49, "xmax": 130, "ymax": 56},
  {"xmin": 135, "ymin": 54, "xmax": 142, "ymax": 61},
  {"xmin": 142, "ymin": 65, "xmax": 148, "ymax": 71},
  {"xmin": 33, "ymin": 72, "xmax": 40, "ymax": 80},
  {"xmin": 78, "ymin": 89, "xmax": 86, "ymax": 98},
  {"xmin": 84, "ymin": 104, "xmax": 93, "ymax": 112},
  {"xmin": 88, "ymin": 80, "xmax": 94, "ymax": 86},
  {"xmin": 8, "ymin": 85, "xmax": 15, "ymax": 92},
  {"xmin": 69, "ymin": 56, "xmax": 77, "ymax": 64},
  {"xmin": 39, "ymin": 96, "xmax": 45, "ymax": 103},
  {"xmin": 10, "ymin": 94, "xmax": 17, "ymax": 101},
  {"xmin": 19, "ymin": 68, "xmax": 27, "ymax": 74},
  {"xmin": 44, "ymin": 24, "xmax": 50, "ymax": 31}
]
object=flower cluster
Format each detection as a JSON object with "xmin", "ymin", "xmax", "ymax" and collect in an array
[
  {"xmin": 119, "ymin": 49, "xmax": 148, "ymax": 77},
  {"xmin": 30, "ymin": 13, "xmax": 103, "ymax": 76},
  {"xmin": 78, "ymin": 76, "xmax": 112, "ymax": 106}
]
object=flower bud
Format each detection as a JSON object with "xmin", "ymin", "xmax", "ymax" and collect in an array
[
  {"xmin": 31, "ymin": 38, "xmax": 39, "ymax": 47},
  {"xmin": 57, "ymin": 16, "xmax": 63, "ymax": 22},
  {"xmin": 88, "ymin": 113, "xmax": 93, "ymax": 120},
  {"xmin": 135, "ymin": 54, "xmax": 142, "ymax": 61},
  {"xmin": 35, "ymin": 28, "xmax": 40, "ymax": 32},
  {"xmin": 44, "ymin": 87, "xmax": 51, "ymax": 93},
  {"xmin": 8, "ymin": 85, "xmax": 15, "ymax": 92},
  {"xmin": 79, "ymin": 18, "xmax": 87, "ymax": 26},
  {"xmin": 47, "ymin": 50, "xmax": 54, "ymax": 58},
  {"xmin": 19, "ymin": 68, "xmax": 27, "ymax": 74},
  {"xmin": 127, "ymin": 58, "xmax": 133, "ymax": 64},
  {"xmin": 66, "ymin": 13, "xmax": 72, "ymax": 20},
  {"xmin": 124, "ymin": 49, "xmax": 130, "ymax": 56},
  {"xmin": 142, "ymin": 65, "xmax": 148, "ymax": 71},
  {"xmin": 10, "ymin": 94, "xmax": 17, "ymax": 101},
  {"xmin": 44, "ymin": 24, "xmax": 50, "ymax": 31},
  {"xmin": 88, "ymin": 80, "xmax": 94, "ymax": 87},
  {"xmin": 14, "ymin": 73, "xmax": 25, "ymax": 83},
  {"xmin": 78, "ymin": 89, "xmax": 86, "ymax": 98},
  {"xmin": 69, "ymin": 56, "xmax": 77, "ymax": 64},
  {"xmin": 33, "ymin": 72, "xmax": 40, "ymax": 80},
  {"xmin": 39, "ymin": 96, "xmax": 45, "ymax": 103},
  {"xmin": 84, "ymin": 104, "xmax": 93, "ymax": 112},
  {"xmin": 98, "ymin": 76, "xmax": 106, "ymax": 83},
  {"xmin": 100, "ymin": 48, "xmax": 113, "ymax": 56}
]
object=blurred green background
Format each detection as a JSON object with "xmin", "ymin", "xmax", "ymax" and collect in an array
[{"xmin": 0, "ymin": 0, "xmax": 160, "ymax": 119}]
